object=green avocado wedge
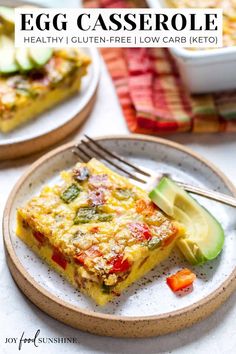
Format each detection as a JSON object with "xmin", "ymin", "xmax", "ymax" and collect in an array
[
  {"xmin": 29, "ymin": 48, "xmax": 53, "ymax": 67},
  {"xmin": 0, "ymin": 35, "xmax": 19, "ymax": 74},
  {"xmin": 15, "ymin": 47, "xmax": 34, "ymax": 72},
  {"xmin": 0, "ymin": 6, "xmax": 14, "ymax": 34},
  {"xmin": 0, "ymin": 7, "xmax": 53, "ymax": 73},
  {"xmin": 149, "ymin": 177, "xmax": 225, "ymax": 265}
]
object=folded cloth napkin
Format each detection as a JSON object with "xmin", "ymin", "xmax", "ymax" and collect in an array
[{"xmin": 84, "ymin": 0, "xmax": 236, "ymax": 133}]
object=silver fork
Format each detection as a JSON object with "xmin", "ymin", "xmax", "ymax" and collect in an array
[{"xmin": 73, "ymin": 135, "xmax": 236, "ymax": 208}]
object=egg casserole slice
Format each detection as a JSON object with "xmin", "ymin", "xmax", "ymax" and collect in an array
[
  {"xmin": 17, "ymin": 158, "xmax": 184, "ymax": 306},
  {"xmin": 0, "ymin": 48, "xmax": 90, "ymax": 132}
]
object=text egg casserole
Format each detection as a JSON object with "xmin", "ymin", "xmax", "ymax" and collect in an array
[
  {"xmin": 0, "ymin": 48, "xmax": 90, "ymax": 132},
  {"xmin": 17, "ymin": 158, "xmax": 184, "ymax": 305}
]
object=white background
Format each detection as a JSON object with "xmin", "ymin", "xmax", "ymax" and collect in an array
[{"xmin": 1, "ymin": 1, "xmax": 236, "ymax": 353}]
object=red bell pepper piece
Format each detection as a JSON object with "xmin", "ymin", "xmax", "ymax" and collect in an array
[
  {"xmin": 136, "ymin": 199, "xmax": 157, "ymax": 214},
  {"xmin": 108, "ymin": 255, "xmax": 131, "ymax": 274},
  {"xmin": 162, "ymin": 225, "xmax": 178, "ymax": 247},
  {"xmin": 74, "ymin": 254, "xmax": 85, "ymax": 266},
  {"xmin": 135, "ymin": 199, "xmax": 147, "ymax": 213},
  {"xmin": 51, "ymin": 248, "xmax": 67, "ymax": 270},
  {"xmin": 90, "ymin": 226, "xmax": 100, "ymax": 234},
  {"xmin": 74, "ymin": 246, "xmax": 102, "ymax": 266},
  {"xmin": 166, "ymin": 269, "xmax": 196, "ymax": 292},
  {"xmin": 33, "ymin": 231, "xmax": 46, "ymax": 244},
  {"xmin": 129, "ymin": 222, "xmax": 152, "ymax": 241}
]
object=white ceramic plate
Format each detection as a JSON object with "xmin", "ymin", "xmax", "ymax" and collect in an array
[
  {"xmin": 3, "ymin": 135, "xmax": 236, "ymax": 337},
  {"xmin": 147, "ymin": 0, "xmax": 236, "ymax": 93},
  {"xmin": 0, "ymin": 47, "xmax": 100, "ymax": 159},
  {"xmin": 0, "ymin": 48, "xmax": 100, "ymax": 145},
  {"xmin": 0, "ymin": 1, "xmax": 100, "ymax": 159}
]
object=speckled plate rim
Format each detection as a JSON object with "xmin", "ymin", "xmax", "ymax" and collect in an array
[{"xmin": 3, "ymin": 134, "xmax": 236, "ymax": 337}]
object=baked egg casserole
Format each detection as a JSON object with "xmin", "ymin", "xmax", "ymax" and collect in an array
[
  {"xmin": 0, "ymin": 48, "xmax": 90, "ymax": 132},
  {"xmin": 17, "ymin": 158, "xmax": 184, "ymax": 306},
  {"xmin": 166, "ymin": 0, "xmax": 236, "ymax": 48}
]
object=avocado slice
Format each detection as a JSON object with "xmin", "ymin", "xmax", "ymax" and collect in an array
[
  {"xmin": 149, "ymin": 177, "xmax": 225, "ymax": 265},
  {"xmin": 0, "ymin": 7, "xmax": 14, "ymax": 34},
  {"xmin": 0, "ymin": 35, "xmax": 19, "ymax": 74},
  {"xmin": 15, "ymin": 47, "xmax": 34, "ymax": 72},
  {"xmin": 29, "ymin": 48, "xmax": 53, "ymax": 67}
]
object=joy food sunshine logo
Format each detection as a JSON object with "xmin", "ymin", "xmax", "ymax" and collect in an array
[{"xmin": 4, "ymin": 329, "xmax": 79, "ymax": 351}]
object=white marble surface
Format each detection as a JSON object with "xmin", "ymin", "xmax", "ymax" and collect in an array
[{"xmin": 1, "ymin": 1, "xmax": 236, "ymax": 353}]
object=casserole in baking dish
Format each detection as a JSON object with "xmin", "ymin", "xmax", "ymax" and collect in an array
[{"xmin": 148, "ymin": 0, "xmax": 236, "ymax": 93}]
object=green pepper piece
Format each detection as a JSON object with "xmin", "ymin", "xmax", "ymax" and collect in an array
[
  {"xmin": 97, "ymin": 214, "xmax": 113, "ymax": 222},
  {"xmin": 74, "ymin": 206, "xmax": 113, "ymax": 224},
  {"xmin": 113, "ymin": 188, "xmax": 132, "ymax": 200},
  {"xmin": 74, "ymin": 206, "xmax": 97, "ymax": 224},
  {"xmin": 60, "ymin": 184, "xmax": 80, "ymax": 204},
  {"xmin": 101, "ymin": 283, "xmax": 113, "ymax": 294},
  {"xmin": 148, "ymin": 237, "xmax": 162, "ymax": 250}
]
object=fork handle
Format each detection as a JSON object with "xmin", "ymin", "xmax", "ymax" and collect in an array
[{"xmin": 177, "ymin": 181, "xmax": 236, "ymax": 208}]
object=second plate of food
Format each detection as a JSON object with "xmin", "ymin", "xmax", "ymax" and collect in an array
[
  {"xmin": 3, "ymin": 135, "xmax": 236, "ymax": 337},
  {"xmin": 0, "ymin": 46, "xmax": 100, "ymax": 160},
  {"xmin": 0, "ymin": 1, "xmax": 100, "ymax": 160}
]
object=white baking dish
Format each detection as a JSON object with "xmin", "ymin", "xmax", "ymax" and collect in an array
[{"xmin": 147, "ymin": 0, "xmax": 236, "ymax": 94}]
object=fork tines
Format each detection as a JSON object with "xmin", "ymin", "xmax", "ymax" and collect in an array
[{"xmin": 73, "ymin": 135, "xmax": 151, "ymax": 184}]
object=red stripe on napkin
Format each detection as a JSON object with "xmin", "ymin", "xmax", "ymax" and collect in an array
[{"xmin": 84, "ymin": 0, "xmax": 236, "ymax": 134}]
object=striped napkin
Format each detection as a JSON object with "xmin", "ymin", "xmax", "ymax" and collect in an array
[{"xmin": 84, "ymin": 0, "xmax": 236, "ymax": 133}]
